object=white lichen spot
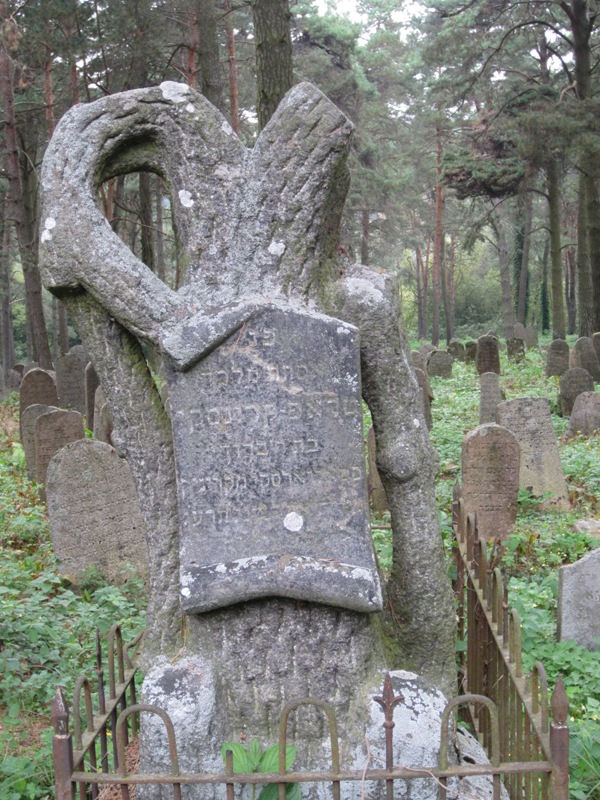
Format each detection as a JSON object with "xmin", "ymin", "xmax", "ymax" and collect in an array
[
  {"xmin": 268, "ymin": 240, "xmax": 286, "ymax": 257},
  {"xmin": 221, "ymin": 120, "xmax": 235, "ymax": 136},
  {"xmin": 186, "ymin": 103, "xmax": 195, "ymax": 113},
  {"xmin": 45, "ymin": 217, "xmax": 56, "ymax": 230},
  {"xmin": 284, "ymin": 512, "xmax": 304, "ymax": 532},
  {"xmin": 41, "ymin": 229, "xmax": 53, "ymax": 243},
  {"xmin": 160, "ymin": 81, "xmax": 190, "ymax": 103},
  {"xmin": 413, "ymin": 418, "xmax": 421, "ymax": 428},
  {"xmin": 215, "ymin": 564, "xmax": 227, "ymax": 574},
  {"xmin": 181, "ymin": 587, "xmax": 191, "ymax": 597},
  {"xmin": 178, "ymin": 189, "xmax": 194, "ymax": 208}
]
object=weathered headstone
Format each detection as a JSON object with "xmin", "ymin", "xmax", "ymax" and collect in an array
[
  {"xmin": 367, "ymin": 426, "xmax": 388, "ymax": 513},
  {"xmin": 546, "ymin": 339, "xmax": 570, "ymax": 377},
  {"xmin": 21, "ymin": 403, "xmax": 59, "ymax": 478},
  {"xmin": 19, "ymin": 368, "xmax": 59, "ymax": 435},
  {"xmin": 479, "ymin": 372, "xmax": 503, "ymax": 424},
  {"xmin": 593, "ymin": 332, "xmax": 600, "ymax": 364},
  {"xmin": 47, "ymin": 439, "xmax": 148, "ymax": 582},
  {"xmin": 524, "ymin": 325, "xmax": 538, "ymax": 349},
  {"xmin": 506, "ymin": 337, "xmax": 525, "ymax": 362},
  {"xmin": 56, "ymin": 353, "xmax": 86, "ymax": 413},
  {"xmin": 557, "ymin": 548, "xmax": 600, "ymax": 650},
  {"xmin": 567, "ymin": 391, "xmax": 600, "ymax": 437},
  {"xmin": 414, "ymin": 367, "xmax": 433, "ymax": 430},
  {"xmin": 34, "ymin": 409, "xmax": 85, "ymax": 494},
  {"xmin": 12, "ymin": 363, "xmax": 24, "ymax": 375},
  {"xmin": 464, "ymin": 341, "xmax": 477, "ymax": 363},
  {"xmin": 420, "ymin": 343, "xmax": 437, "ymax": 357},
  {"xmin": 513, "ymin": 322, "xmax": 525, "ymax": 340},
  {"xmin": 461, "ymin": 424, "xmax": 520, "ymax": 540},
  {"xmin": 84, "ymin": 362, "xmax": 100, "ymax": 429},
  {"xmin": 5, "ymin": 368, "xmax": 21, "ymax": 390},
  {"xmin": 427, "ymin": 349, "xmax": 453, "ymax": 378},
  {"xmin": 410, "ymin": 350, "xmax": 426, "ymax": 372},
  {"xmin": 68, "ymin": 343, "xmax": 89, "ymax": 365},
  {"xmin": 496, "ymin": 397, "xmax": 569, "ymax": 509},
  {"xmin": 93, "ymin": 400, "xmax": 113, "ymax": 445},
  {"xmin": 559, "ymin": 368, "xmax": 594, "ymax": 416},
  {"xmin": 447, "ymin": 340, "xmax": 465, "ymax": 362},
  {"xmin": 475, "ymin": 335, "xmax": 500, "ymax": 375},
  {"xmin": 22, "ymin": 361, "xmax": 39, "ymax": 376},
  {"xmin": 570, "ymin": 337, "xmax": 600, "ymax": 381}
]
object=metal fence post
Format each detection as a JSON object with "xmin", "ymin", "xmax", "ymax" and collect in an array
[{"xmin": 52, "ymin": 686, "xmax": 74, "ymax": 800}]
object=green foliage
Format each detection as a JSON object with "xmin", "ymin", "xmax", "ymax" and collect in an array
[{"xmin": 221, "ymin": 740, "xmax": 300, "ymax": 800}]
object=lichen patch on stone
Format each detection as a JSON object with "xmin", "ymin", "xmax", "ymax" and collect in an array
[
  {"xmin": 160, "ymin": 81, "xmax": 190, "ymax": 103},
  {"xmin": 178, "ymin": 190, "xmax": 194, "ymax": 208}
]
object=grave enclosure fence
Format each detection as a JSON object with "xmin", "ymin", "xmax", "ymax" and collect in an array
[{"xmin": 52, "ymin": 501, "xmax": 570, "ymax": 800}]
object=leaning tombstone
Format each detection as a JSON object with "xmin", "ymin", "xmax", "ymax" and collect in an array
[
  {"xmin": 447, "ymin": 340, "xmax": 465, "ymax": 362},
  {"xmin": 479, "ymin": 372, "xmax": 503, "ymax": 424},
  {"xmin": 476, "ymin": 335, "xmax": 500, "ymax": 375},
  {"xmin": 367, "ymin": 426, "xmax": 388, "ymax": 514},
  {"xmin": 40, "ymin": 80, "xmax": 458, "ymax": 782},
  {"xmin": 34, "ymin": 409, "xmax": 85, "ymax": 496},
  {"xmin": 524, "ymin": 325, "xmax": 538, "ymax": 349},
  {"xmin": 567, "ymin": 391, "xmax": 600, "ymax": 437},
  {"xmin": 464, "ymin": 341, "xmax": 477, "ymax": 363},
  {"xmin": 19, "ymin": 368, "xmax": 59, "ymax": 436},
  {"xmin": 410, "ymin": 350, "xmax": 426, "ymax": 372},
  {"xmin": 559, "ymin": 368, "xmax": 594, "ymax": 416},
  {"xmin": 427, "ymin": 349, "xmax": 453, "ymax": 378},
  {"xmin": 47, "ymin": 439, "xmax": 148, "ymax": 583},
  {"xmin": 461, "ymin": 423, "xmax": 520, "ymax": 540},
  {"xmin": 570, "ymin": 336, "xmax": 600, "ymax": 381},
  {"xmin": 557, "ymin": 548, "xmax": 600, "ymax": 650},
  {"xmin": 496, "ymin": 397, "xmax": 569, "ymax": 509},
  {"xmin": 55, "ymin": 353, "xmax": 86, "ymax": 413},
  {"xmin": 84, "ymin": 362, "xmax": 100, "ymax": 429},
  {"xmin": 506, "ymin": 337, "xmax": 525, "ymax": 362},
  {"xmin": 414, "ymin": 367, "xmax": 434, "ymax": 429},
  {"xmin": 21, "ymin": 403, "xmax": 59, "ymax": 478},
  {"xmin": 513, "ymin": 322, "xmax": 525, "ymax": 340},
  {"xmin": 546, "ymin": 339, "xmax": 570, "ymax": 377}
]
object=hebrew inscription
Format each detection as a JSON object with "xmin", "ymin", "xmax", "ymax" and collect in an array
[{"xmin": 165, "ymin": 307, "xmax": 382, "ymax": 614}]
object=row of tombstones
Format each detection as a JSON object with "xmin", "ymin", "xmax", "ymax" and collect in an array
[{"xmin": 16, "ymin": 349, "xmax": 148, "ymax": 584}]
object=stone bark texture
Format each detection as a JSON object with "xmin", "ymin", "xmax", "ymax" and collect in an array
[{"xmin": 39, "ymin": 81, "xmax": 456, "ymax": 784}]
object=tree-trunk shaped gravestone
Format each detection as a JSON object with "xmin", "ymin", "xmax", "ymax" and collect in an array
[{"xmin": 40, "ymin": 82, "xmax": 455, "ymax": 790}]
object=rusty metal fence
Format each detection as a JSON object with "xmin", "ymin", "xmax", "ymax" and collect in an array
[{"xmin": 452, "ymin": 482, "xmax": 570, "ymax": 800}]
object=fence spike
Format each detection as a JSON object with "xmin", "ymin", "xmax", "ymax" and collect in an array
[
  {"xmin": 51, "ymin": 686, "xmax": 70, "ymax": 735},
  {"xmin": 551, "ymin": 676, "xmax": 569, "ymax": 726}
]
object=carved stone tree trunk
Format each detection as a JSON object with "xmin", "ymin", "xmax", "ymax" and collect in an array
[{"xmin": 39, "ymin": 82, "xmax": 455, "ymax": 797}]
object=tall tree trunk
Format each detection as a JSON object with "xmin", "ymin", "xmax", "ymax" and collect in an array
[
  {"xmin": 361, "ymin": 208, "xmax": 369, "ymax": 265},
  {"xmin": 224, "ymin": 0, "xmax": 240, "ymax": 134},
  {"xmin": 251, "ymin": 0, "xmax": 294, "ymax": 131},
  {"xmin": 196, "ymin": 0, "xmax": 224, "ymax": 111},
  {"xmin": 565, "ymin": 246, "xmax": 577, "ymax": 335},
  {"xmin": 181, "ymin": 6, "xmax": 199, "ymax": 89},
  {"xmin": 154, "ymin": 177, "xmax": 166, "ymax": 283},
  {"xmin": 540, "ymin": 237, "xmax": 550, "ymax": 333},
  {"xmin": 577, "ymin": 173, "xmax": 594, "ymax": 336},
  {"xmin": 445, "ymin": 232, "xmax": 455, "ymax": 342},
  {"xmin": 139, "ymin": 172, "xmax": 155, "ymax": 272},
  {"xmin": 422, "ymin": 237, "xmax": 430, "ymax": 338},
  {"xmin": 0, "ymin": 41, "xmax": 51, "ymax": 368},
  {"xmin": 0, "ymin": 195, "xmax": 15, "ymax": 372},
  {"xmin": 516, "ymin": 191, "xmax": 532, "ymax": 324},
  {"xmin": 547, "ymin": 160, "xmax": 566, "ymax": 338},
  {"xmin": 492, "ymin": 199, "xmax": 516, "ymax": 339},
  {"xmin": 415, "ymin": 245, "xmax": 425, "ymax": 339},
  {"xmin": 431, "ymin": 126, "xmax": 444, "ymax": 346}
]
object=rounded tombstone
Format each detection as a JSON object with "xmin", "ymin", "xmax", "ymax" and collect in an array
[
  {"xmin": 570, "ymin": 337, "xmax": 600, "ymax": 381},
  {"xmin": 546, "ymin": 339, "xmax": 570, "ymax": 377},
  {"xmin": 464, "ymin": 341, "xmax": 477, "ymax": 363},
  {"xmin": 567, "ymin": 391, "xmax": 600, "ymax": 437},
  {"xmin": 476, "ymin": 335, "xmax": 500, "ymax": 375},
  {"xmin": 506, "ymin": 337, "xmax": 525, "ymax": 362},
  {"xmin": 447, "ymin": 340, "xmax": 465, "ymax": 362},
  {"xmin": 427, "ymin": 349, "xmax": 454, "ymax": 378},
  {"xmin": 513, "ymin": 322, "xmax": 525, "ymax": 340},
  {"xmin": 524, "ymin": 325, "xmax": 538, "ymax": 349},
  {"xmin": 559, "ymin": 368, "xmax": 594, "ymax": 416},
  {"xmin": 410, "ymin": 350, "xmax": 426, "ymax": 372}
]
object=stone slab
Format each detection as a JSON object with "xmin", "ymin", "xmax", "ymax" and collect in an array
[
  {"xmin": 476, "ymin": 336, "xmax": 500, "ymax": 376},
  {"xmin": 546, "ymin": 340, "xmax": 569, "ymax": 377},
  {"xmin": 479, "ymin": 372, "xmax": 503, "ymax": 425},
  {"xmin": 558, "ymin": 548, "xmax": 600, "ymax": 650},
  {"xmin": 567, "ymin": 391, "xmax": 600, "ymax": 437},
  {"xmin": 56, "ymin": 353, "xmax": 86, "ymax": 413},
  {"xmin": 559, "ymin": 368, "xmax": 594, "ymax": 416},
  {"xmin": 34, "ymin": 409, "xmax": 85, "ymax": 489},
  {"xmin": 21, "ymin": 403, "xmax": 59, "ymax": 478}
]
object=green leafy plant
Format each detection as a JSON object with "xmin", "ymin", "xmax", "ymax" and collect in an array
[{"xmin": 220, "ymin": 739, "xmax": 300, "ymax": 800}]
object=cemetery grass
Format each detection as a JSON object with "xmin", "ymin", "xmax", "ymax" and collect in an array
[
  {"xmin": 0, "ymin": 393, "xmax": 146, "ymax": 800},
  {"xmin": 423, "ymin": 343, "xmax": 600, "ymax": 800}
]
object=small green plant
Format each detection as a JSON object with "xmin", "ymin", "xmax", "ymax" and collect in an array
[{"xmin": 221, "ymin": 739, "xmax": 300, "ymax": 800}]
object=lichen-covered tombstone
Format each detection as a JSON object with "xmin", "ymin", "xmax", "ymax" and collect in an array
[{"xmin": 40, "ymin": 81, "xmax": 455, "ymax": 788}]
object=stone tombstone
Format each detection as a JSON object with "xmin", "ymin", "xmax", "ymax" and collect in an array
[
  {"xmin": 593, "ymin": 332, "xmax": 600, "ymax": 363},
  {"xmin": 68, "ymin": 343, "xmax": 89, "ymax": 365},
  {"xmin": 479, "ymin": 372, "xmax": 503, "ymax": 425},
  {"xmin": 464, "ymin": 341, "xmax": 477, "ymax": 363},
  {"xmin": 570, "ymin": 337, "xmax": 600, "ymax": 381},
  {"xmin": 410, "ymin": 350, "xmax": 426, "ymax": 372},
  {"xmin": 426, "ymin": 349, "xmax": 453, "ymax": 378},
  {"xmin": 558, "ymin": 548, "xmax": 600, "ymax": 650},
  {"xmin": 567, "ymin": 391, "xmax": 600, "ymax": 437},
  {"xmin": 169, "ymin": 307, "xmax": 381, "ymax": 614},
  {"xmin": 496, "ymin": 397, "xmax": 569, "ymax": 509},
  {"xmin": 94, "ymin": 404, "xmax": 113, "ymax": 445},
  {"xmin": 19, "ymin": 368, "xmax": 59, "ymax": 434},
  {"xmin": 524, "ymin": 325, "xmax": 538, "ymax": 349},
  {"xmin": 414, "ymin": 367, "xmax": 433, "ymax": 430},
  {"xmin": 56, "ymin": 353, "xmax": 86, "ymax": 413},
  {"xmin": 420, "ymin": 343, "xmax": 437, "ymax": 358},
  {"xmin": 12, "ymin": 363, "xmax": 24, "ymax": 375},
  {"xmin": 506, "ymin": 337, "xmax": 525, "ymax": 362},
  {"xmin": 559, "ymin": 368, "xmax": 594, "ymax": 416},
  {"xmin": 461, "ymin": 424, "xmax": 520, "ymax": 540},
  {"xmin": 22, "ymin": 361, "xmax": 39, "ymax": 376},
  {"xmin": 447, "ymin": 340, "xmax": 465, "ymax": 362},
  {"xmin": 367, "ymin": 426, "xmax": 388, "ymax": 514},
  {"xmin": 5, "ymin": 368, "xmax": 21, "ymax": 390},
  {"xmin": 21, "ymin": 403, "xmax": 59, "ymax": 478},
  {"xmin": 34, "ymin": 409, "xmax": 85, "ymax": 490},
  {"xmin": 84, "ymin": 362, "xmax": 100, "ymax": 429},
  {"xmin": 475, "ymin": 335, "xmax": 500, "ymax": 375},
  {"xmin": 513, "ymin": 322, "xmax": 525, "ymax": 340},
  {"xmin": 39, "ymin": 80, "xmax": 458, "ymax": 784},
  {"xmin": 46, "ymin": 439, "xmax": 148, "ymax": 583},
  {"xmin": 546, "ymin": 339, "xmax": 570, "ymax": 377}
]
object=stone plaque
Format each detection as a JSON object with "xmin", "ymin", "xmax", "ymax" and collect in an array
[
  {"xmin": 56, "ymin": 353, "xmax": 86, "ymax": 413},
  {"xmin": 19, "ymin": 368, "xmax": 59, "ymax": 435},
  {"xmin": 567, "ymin": 391, "xmax": 600, "ymax": 437},
  {"xmin": 47, "ymin": 440, "xmax": 148, "ymax": 582},
  {"xmin": 496, "ymin": 397, "xmax": 569, "ymax": 509},
  {"xmin": 546, "ymin": 339, "xmax": 569, "ymax": 377},
  {"xmin": 559, "ymin": 368, "xmax": 594, "ymax": 416},
  {"xmin": 524, "ymin": 325, "xmax": 538, "ymax": 349},
  {"xmin": 513, "ymin": 322, "xmax": 525, "ymax": 340},
  {"xmin": 427, "ymin": 349, "xmax": 453, "ymax": 378},
  {"xmin": 479, "ymin": 372, "xmax": 503, "ymax": 425},
  {"xmin": 558, "ymin": 548, "xmax": 600, "ymax": 650},
  {"xmin": 570, "ymin": 337, "xmax": 600, "ymax": 381},
  {"xmin": 461, "ymin": 424, "xmax": 520, "ymax": 540},
  {"xmin": 166, "ymin": 307, "xmax": 381, "ymax": 615},
  {"xmin": 476, "ymin": 335, "xmax": 500, "ymax": 375},
  {"xmin": 34, "ymin": 409, "xmax": 85, "ymax": 490},
  {"xmin": 21, "ymin": 403, "xmax": 59, "ymax": 478}
]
